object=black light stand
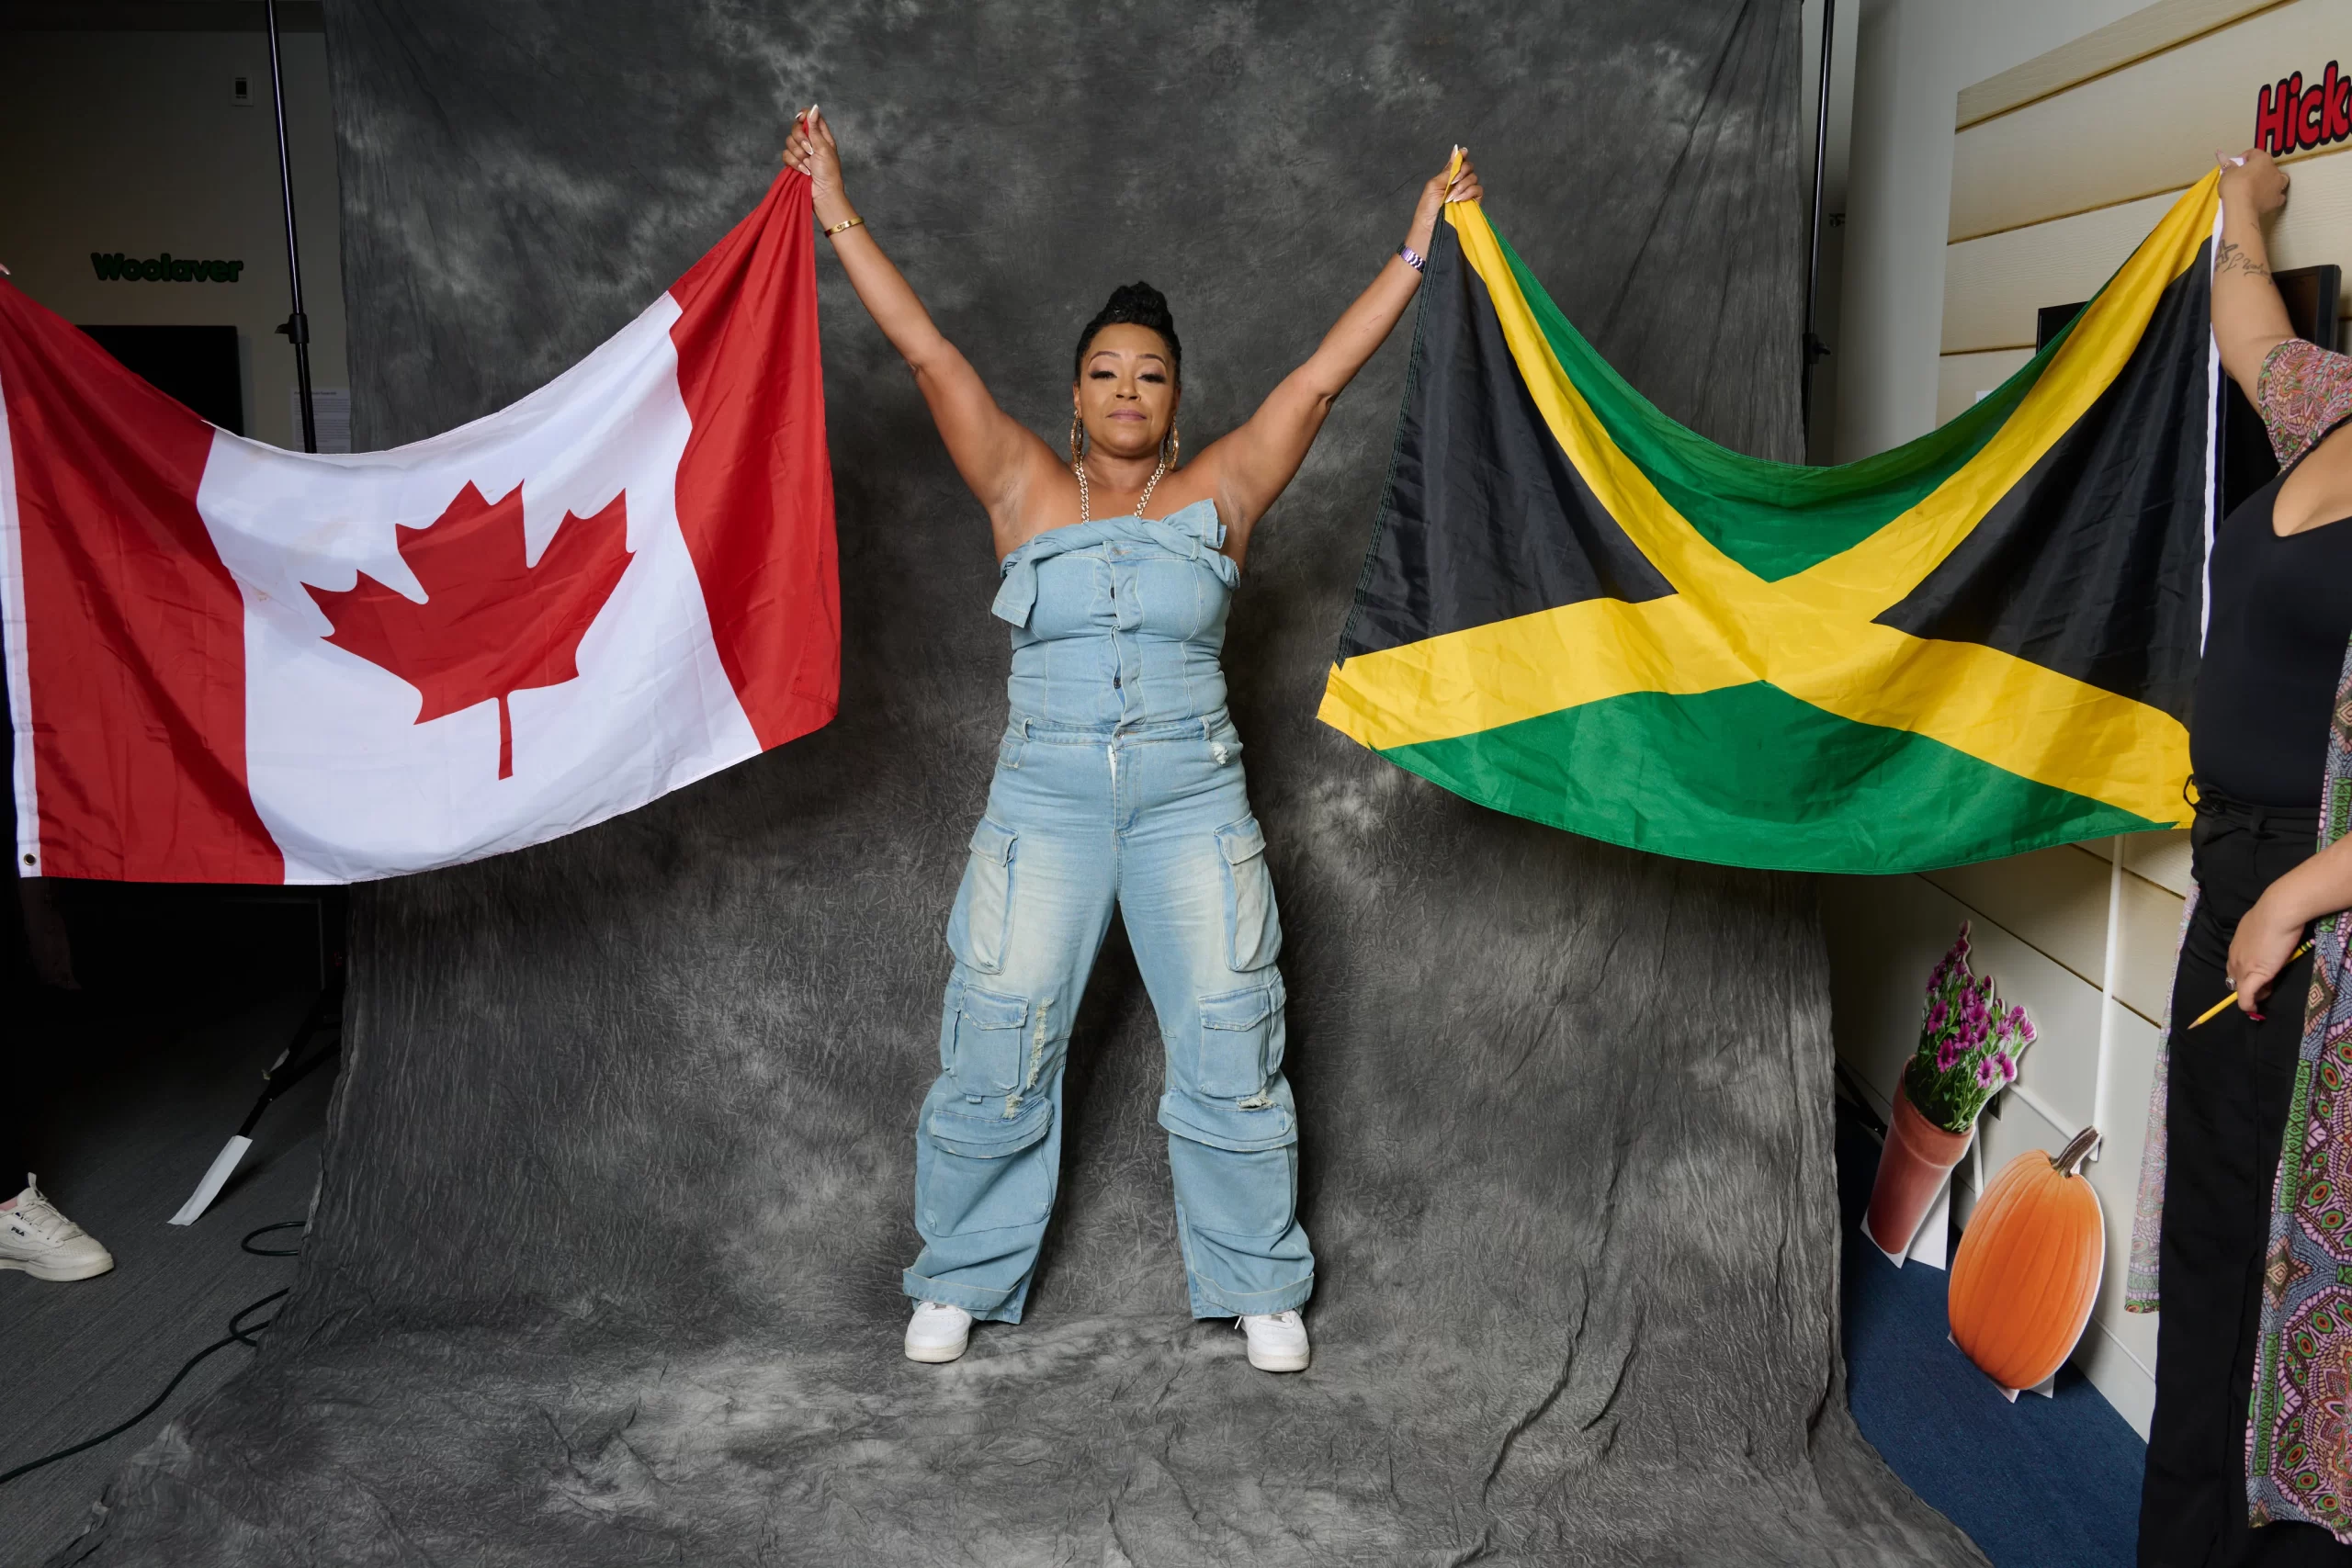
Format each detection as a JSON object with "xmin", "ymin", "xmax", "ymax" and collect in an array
[
  {"xmin": 265, "ymin": 0, "xmax": 316, "ymax": 454},
  {"xmin": 1801, "ymin": 0, "xmax": 1836, "ymax": 443}
]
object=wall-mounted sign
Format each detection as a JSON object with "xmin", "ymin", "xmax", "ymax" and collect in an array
[
  {"xmin": 90, "ymin": 253, "xmax": 244, "ymax": 284},
  {"xmin": 2255, "ymin": 62, "xmax": 2351, "ymax": 156}
]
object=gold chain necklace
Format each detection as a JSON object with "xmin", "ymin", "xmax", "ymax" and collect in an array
[{"xmin": 1077, "ymin": 451, "xmax": 1168, "ymax": 524}]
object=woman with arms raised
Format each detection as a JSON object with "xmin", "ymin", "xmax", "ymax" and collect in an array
[
  {"xmin": 780, "ymin": 108, "xmax": 1480, "ymax": 1371},
  {"xmin": 2140, "ymin": 147, "xmax": 2352, "ymax": 1567}
]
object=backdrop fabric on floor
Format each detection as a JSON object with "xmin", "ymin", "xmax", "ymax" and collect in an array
[{"xmin": 49, "ymin": 4, "xmax": 1990, "ymax": 1562}]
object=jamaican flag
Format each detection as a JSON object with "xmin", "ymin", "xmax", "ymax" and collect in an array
[{"xmin": 1321, "ymin": 173, "xmax": 2222, "ymax": 874}]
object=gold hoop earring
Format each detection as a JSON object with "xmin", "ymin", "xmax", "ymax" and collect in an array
[
  {"xmin": 1069, "ymin": 412, "xmax": 1085, "ymax": 468},
  {"xmin": 1163, "ymin": 424, "xmax": 1181, "ymax": 469}
]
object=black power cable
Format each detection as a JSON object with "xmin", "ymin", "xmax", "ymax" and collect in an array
[
  {"xmin": 0, "ymin": 1220, "xmax": 306, "ymax": 1488},
  {"xmin": 240, "ymin": 1219, "xmax": 307, "ymax": 1258}
]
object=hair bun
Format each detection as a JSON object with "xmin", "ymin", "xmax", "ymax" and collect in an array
[{"xmin": 1074, "ymin": 281, "xmax": 1182, "ymax": 383}]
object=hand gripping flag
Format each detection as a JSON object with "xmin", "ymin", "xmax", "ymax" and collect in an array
[
  {"xmin": 0, "ymin": 172, "xmax": 835, "ymax": 884},
  {"xmin": 1322, "ymin": 173, "xmax": 2222, "ymax": 874}
]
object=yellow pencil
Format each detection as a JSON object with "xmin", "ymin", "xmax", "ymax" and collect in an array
[{"xmin": 2188, "ymin": 940, "xmax": 2314, "ymax": 1028}]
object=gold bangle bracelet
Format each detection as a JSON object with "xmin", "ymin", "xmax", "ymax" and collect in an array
[{"xmin": 823, "ymin": 215, "xmax": 865, "ymax": 237}]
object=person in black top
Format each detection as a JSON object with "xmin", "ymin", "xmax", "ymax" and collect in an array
[{"xmin": 2140, "ymin": 147, "xmax": 2352, "ymax": 1567}]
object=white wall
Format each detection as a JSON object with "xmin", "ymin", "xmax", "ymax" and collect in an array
[
  {"xmin": 1833, "ymin": 0, "xmax": 2150, "ymax": 465},
  {"xmin": 0, "ymin": 28, "xmax": 345, "ymax": 451}
]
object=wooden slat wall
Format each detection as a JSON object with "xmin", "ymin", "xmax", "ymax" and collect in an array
[
  {"xmin": 1952, "ymin": 0, "xmax": 2350, "ymax": 241},
  {"xmin": 1955, "ymin": 0, "xmax": 2280, "ymax": 126},
  {"xmin": 1944, "ymin": 149, "xmax": 2352, "ymax": 356},
  {"xmin": 1937, "ymin": 348, "xmax": 2036, "ymax": 423},
  {"xmin": 2123, "ymin": 830, "xmax": 2195, "ymax": 893}
]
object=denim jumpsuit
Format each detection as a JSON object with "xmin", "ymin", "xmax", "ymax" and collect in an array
[{"xmin": 902, "ymin": 499, "xmax": 1316, "ymax": 1323}]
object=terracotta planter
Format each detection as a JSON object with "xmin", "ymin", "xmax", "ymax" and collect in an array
[{"xmin": 1865, "ymin": 1081, "xmax": 1975, "ymax": 1258}]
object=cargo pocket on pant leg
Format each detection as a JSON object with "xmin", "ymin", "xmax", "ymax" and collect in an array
[
  {"xmin": 1162, "ymin": 978, "xmax": 1296, "ymax": 1223},
  {"xmin": 1167, "ymin": 1140, "xmax": 1298, "ymax": 1240},
  {"xmin": 947, "ymin": 819, "xmax": 1018, "ymax": 974},
  {"xmin": 1195, "ymin": 976, "xmax": 1283, "ymax": 1100},
  {"xmin": 946, "ymin": 983, "xmax": 1029, "ymax": 1100},
  {"xmin": 1216, "ymin": 818, "xmax": 1283, "ymax": 972},
  {"xmin": 921, "ymin": 1095, "xmax": 1054, "ymax": 1235}
]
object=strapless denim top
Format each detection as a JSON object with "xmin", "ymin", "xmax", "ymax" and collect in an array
[{"xmin": 989, "ymin": 498, "xmax": 1240, "ymax": 729}]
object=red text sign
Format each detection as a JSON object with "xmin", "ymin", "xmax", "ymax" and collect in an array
[{"xmin": 2255, "ymin": 62, "xmax": 2352, "ymax": 156}]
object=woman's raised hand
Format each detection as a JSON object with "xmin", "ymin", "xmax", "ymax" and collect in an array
[
  {"xmin": 782, "ymin": 106, "xmax": 856, "ymax": 230},
  {"xmin": 2218, "ymin": 147, "xmax": 2290, "ymax": 220},
  {"xmin": 1403, "ymin": 149, "xmax": 1484, "ymax": 258}
]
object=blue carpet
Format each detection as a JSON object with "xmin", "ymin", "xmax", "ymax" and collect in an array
[{"xmin": 1836, "ymin": 1099, "xmax": 2146, "ymax": 1566}]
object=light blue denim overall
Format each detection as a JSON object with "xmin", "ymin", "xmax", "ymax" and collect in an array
[{"xmin": 902, "ymin": 499, "xmax": 1315, "ymax": 1323}]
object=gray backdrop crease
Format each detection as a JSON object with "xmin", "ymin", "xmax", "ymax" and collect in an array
[{"xmin": 46, "ymin": 2, "xmax": 1988, "ymax": 1562}]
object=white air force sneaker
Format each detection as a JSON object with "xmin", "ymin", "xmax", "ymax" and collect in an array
[
  {"xmin": 1239, "ymin": 1309, "xmax": 1309, "ymax": 1372},
  {"xmin": 0, "ymin": 1176, "xmax": 116, "ymax": 1282},
  {"xmin": 903, "ymin": 1300, "xmax": 974, "ymax": 1363}
]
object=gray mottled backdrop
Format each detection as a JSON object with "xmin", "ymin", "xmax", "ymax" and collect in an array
[{"xmin": 51, "ymin": 2, "xmax": 1986, "ymax": 1563}]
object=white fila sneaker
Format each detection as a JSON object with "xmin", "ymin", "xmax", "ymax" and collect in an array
[
  {"xmin": 903, "ymin": 1300, "xmax": 973, "ymax": 1363},
  {"xmin": 1239, "ymin": 1310, "xmax": 1309, "ymax": 1372},
  {"xmin": 0, "ymin": 1176, "xmax": 116, "ymax": 1282}
]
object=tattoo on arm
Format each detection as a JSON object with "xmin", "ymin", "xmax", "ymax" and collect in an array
[{"xmin": 2216, "ymin": 240, "xmax": 2271, "ymax": 280}]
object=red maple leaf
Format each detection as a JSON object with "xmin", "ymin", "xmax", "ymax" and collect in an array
[{"xmin": 307, "ymin": 480, "xmax": 633, "ymax": 779}]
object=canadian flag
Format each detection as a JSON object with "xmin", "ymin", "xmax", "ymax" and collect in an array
[{"xmin": 0, "ymin": 173, "xmax": 836, "ymax": 884}]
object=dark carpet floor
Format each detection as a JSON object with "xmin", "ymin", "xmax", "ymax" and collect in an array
[
  {"xmin": 1835, "ymin": 1096, "xmax": 2146, "ymax": 1568},
  {"xmin": 0, "ymin": 987, "xmax": 333, "ymax": 1565}
]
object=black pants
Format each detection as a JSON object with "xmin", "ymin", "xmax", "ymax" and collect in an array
[
  {"xmin": 0, "ymin": 1002, "xmax": 27, "ymax": 1184},
  {"xmin": 2139, "ymin": 793, "xmax": 2351, "ymax": 1565},
  {"xmin": 0, "ymin": 1052, "xmax": 23, "ymax": 1185},
  {"xmin": 1, "ymin": 910, "xmax": 28, "ymax": 1188}
]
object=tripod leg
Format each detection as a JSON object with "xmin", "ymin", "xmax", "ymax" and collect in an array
[{"xmin": 167, "ymin": 986, "xmax": 343, "ymax": 1227}]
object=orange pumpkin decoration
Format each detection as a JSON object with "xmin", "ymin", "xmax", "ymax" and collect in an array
[{"xmin": 1948, "ymin": 1126, "xmax": 2105, "ymax": 1393}]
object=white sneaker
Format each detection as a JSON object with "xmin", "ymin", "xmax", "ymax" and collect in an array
[
  {"xmin": 1238, "ymin": 1309, "xmax": 1309, "ymax": 1372},
  {"xmin": 903, "ymin": 1300, "xmax": 973, "ymax": 1363},
  {"xmin": 0, "ymin": 1176, "xmax": 115, "ymax": 1282}
]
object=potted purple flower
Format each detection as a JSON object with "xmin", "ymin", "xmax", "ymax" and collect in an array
[{"xmin": 1863, "ymin": 923, "xmax": 2035, "ymax": 1258}]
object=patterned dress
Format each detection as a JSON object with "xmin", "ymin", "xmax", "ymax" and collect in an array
[{"xmin": 2130, "ymin": 336, "xmax": 2352, "ymax": 1540}]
